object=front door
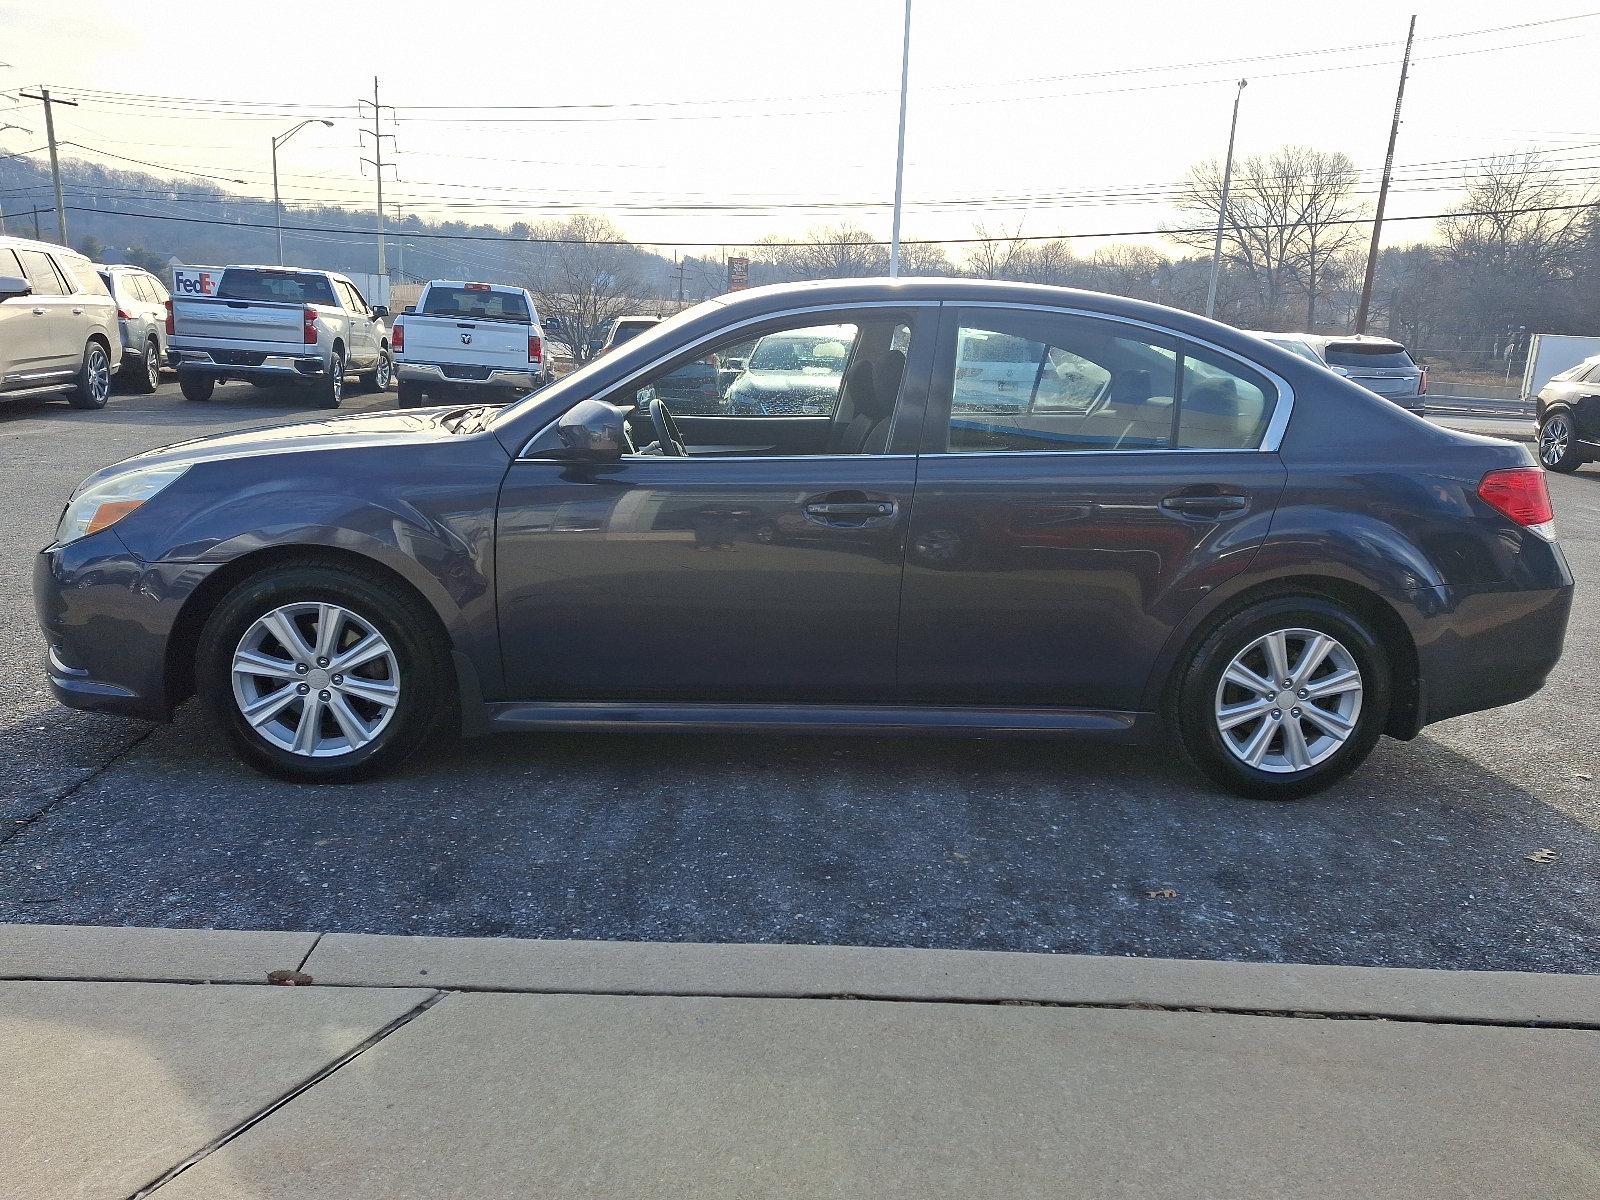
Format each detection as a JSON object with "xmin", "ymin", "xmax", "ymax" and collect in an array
[
  {"xmin": 898, "ymin": 305, "xmax": 1288, "ymax": 711},
  {"xmin": 494, "ymin": 306, "xmax": 932, "ymax": 702}
]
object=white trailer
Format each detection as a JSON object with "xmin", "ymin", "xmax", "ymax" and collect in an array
[{"xmin": 1521, "ymin": 333, "xmax": 1600, "ymax": 399}]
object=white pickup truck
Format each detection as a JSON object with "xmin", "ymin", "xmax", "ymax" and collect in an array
[
  {"xmin": 167, "ymin": 265, "xmax": 393, "ymax": 408},
  {"xmin": 393, "ymin": 280, "xmax": 554, "ymax": 407}
]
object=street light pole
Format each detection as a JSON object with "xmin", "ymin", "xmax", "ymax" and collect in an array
[
  {"xmin": 888, "ymin": 0, "xmax": 912, "ymax": 278},
  {"xmin": 272, "ymin": 119, "xmax": 334, "ymax": 265},
  {"xmin": 1354, "ymin": 14, "xmax": 1417, "ymax": 334},
  {"xmin": 1204, "ymin": 79, "xmax": 1247, "ymax": 320}
]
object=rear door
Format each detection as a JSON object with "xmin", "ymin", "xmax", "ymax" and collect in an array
[
  {"xmin": 0, "ymin": 246, "xmax": 57, "ymax": 379},
  {"xmin": 494, "ymin": 304, "xmax": 933, "ymax": 702},
  {"xmin": 336, "ymin": 279, "xmax": 377, "ymax": 367},
  {"xmin": 14, "ymin": 248, "xmax": 78, "ymax": 373},
  {"xmin": 898, "ymin": 304, "xmax": 1288, "ymax": 711}
]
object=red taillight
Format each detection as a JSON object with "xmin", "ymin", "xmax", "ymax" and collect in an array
[
  {"xmin": 1479, "ymin": 467, "xmax": 1554, "ymax": 533},
  {"xmin": 391, "ymin": 321, "xmax": 404, "ymax": 354},
  {"xmin": 117, "ymin": 307, "xmax": 133, "ymax": 321},
  {"xmin": 164, "ymin": 300, "xmax": 174, "ymax": 336},
  {"xmin": 1418, "ymin": 366, "xmax": 1428, "ymax": 395},
  {"xmin": 528, "ymin": 333, "xmax": 542, "ymax": 364},
  {"xmin": 303, "ymin": 306, "xmax": 317, "ymax": 345}
]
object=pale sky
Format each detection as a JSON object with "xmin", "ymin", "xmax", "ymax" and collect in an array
[{"xmin": 2, "ymin": 0, "xmax": 1597, "ymax": 258}]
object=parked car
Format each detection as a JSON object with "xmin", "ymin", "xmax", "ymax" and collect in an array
[
  {"xmin": 97, "ymin": 263, "xmax": 170, "ymax": 393},
  {"xmin": 35, "ymin": 278, "xmax": 1571, "ymax": 800},
  {"xmin": 0, "ymin": 235, "xmax": 121, "ymax": 410},
  {"xmin": 394, "ymin": 280, "xmax": 553, "ymax": 408},
  {"xmin": 1533, "ymin": 352, "xmax": 1600, "ymax": 472},
  {"xmin": 1241, "ymin": 330, "xmax": 1324, "ymax": 365},
  {"xmin": 167, "ymin": 265, "xmax": 392, "ymax": 407},
  {"xmin": 1299, "ymin": 334, "xmax": 1427, "ymax": 414},
  {"xmin": 599, "ymin": 315, "xmax": 659, "ymax": 354},
  {"xmin": 725, "ymin": 325, "xmax": 854, "ymax": 415}
]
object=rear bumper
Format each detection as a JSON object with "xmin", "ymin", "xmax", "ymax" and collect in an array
[
  {"xmin": 396, "ymin": 361, "xmax": 544, "ymax": 390},
  {"xmin": 34, "ymin": 531, "xmax": 219, "ymax": 722},
  {"xmin": 171, "ymin": 349, "xmax": 327, "ymax": 379}
]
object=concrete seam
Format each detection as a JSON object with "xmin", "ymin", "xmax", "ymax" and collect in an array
[
  {"xmin": 123, "ymin": 989, "xmax": 449, "ymax": 1199},
  {"xmin": 294, "ymin": 931, "xmax": 323, "ymax": 974},
  {"xmin": 0, "ymin": 725, "xmax": 156, "ymax": 851}
]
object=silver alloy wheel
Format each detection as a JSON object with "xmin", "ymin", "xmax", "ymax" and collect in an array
[
  {"xmin": 1540, "ymin": 414, "xmax": 1570, "ymax": 466},
  {"xmin": 87, "ymin": 347, "xmax": 110, "ymax": 403},
  {"xmin": 1214, "ymin": 627, "xmax": 1363, "ymax": 774},
  {"xmin": 230, "ymin": 601, "xmax": 400, "ymax": 757},
  {"xmin": 146, "ymin": 342, "xmax": 161, "ymax": 390},
  {"xmin": 330, "ymin": 356, "xmax": 344, "ymax": 403},
  {"xmin": 376, "ymin": 352, "xmax": 391, "ymax": 389}
]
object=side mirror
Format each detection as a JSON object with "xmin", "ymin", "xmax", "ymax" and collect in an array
[
  {"xmin": 371, "ymin": 304, "xmax": 389, "ymax": 319},
  {"xmin": 0, "ymin": 275, "xmax": 32, "ymax": 301},
  {"xmin": 404, "ymin": 305, "xmax": 416, "ymax": 314},
  {"xmin": 554, "ymin": 399, "xmax": 628, "ymax": 461}
]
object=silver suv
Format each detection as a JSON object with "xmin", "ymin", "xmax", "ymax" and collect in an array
[
  {"xmin": 0, "ymin": 235, "xmax": 122, "ymax": 410},
  {"xmin": 98, "ymin": 264, "xmax": 170, "ymax": 394}
]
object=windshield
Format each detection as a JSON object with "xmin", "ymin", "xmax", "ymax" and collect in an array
[
  {"xmin": 217, "ymin": 268, "xmax": 337, "ymax": 306},
  {"xmin": 610, "ymin": 319, "xmax": 657, "ymax": 345},
  {"xmin": 748, "ymin": 331, "xmax": 852, "ymax": 373},
  {"xmin": 422, "ymin": 286, "xmax": 530, "ymax": 323},
  {"xmin": 488, "ymin": 299, "xmax": 724, "ymax": 430},
  {"xmin": 1323, "ymin": 342, "xmax": 1416, "ymax": 370},
  {"xmin": 1266, "ymin": 337, "xmax": 1323, "ymax": 363}
]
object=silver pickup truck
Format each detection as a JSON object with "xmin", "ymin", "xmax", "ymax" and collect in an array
[{"xmin": 168, "ymin": 266, "xmax": 392, "ymax": 407}]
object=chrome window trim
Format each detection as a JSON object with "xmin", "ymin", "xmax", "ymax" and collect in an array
[
  {"xmin": 950, "ymin": 301, "xmax": 1295, "ymax": 453},
  {"xmin": 516, "ymin": 301, "xmax": 936, "ymax": 460}
]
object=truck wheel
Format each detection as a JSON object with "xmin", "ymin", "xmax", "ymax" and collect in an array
[
  {"xmin": 358, "ymin": 348, "xmax": 393, "ymax": 393},
  {"xmin": 179, "ymin": 374, "xmax": 216, "ymax": 403},
  {"xmin": 316, "ymin": 350, "xmax": 345, "ymax": 409},
  {"xmin": 397, "ymin": 380, "xmax": 426, "ymax": 408},
  {"xmin": 67, "ymin": 342, "xmax": 113, "ymax": 410}
]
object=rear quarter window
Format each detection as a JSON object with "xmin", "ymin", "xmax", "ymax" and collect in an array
[{"xmin": 1323, "ymin": 343, "xmax": 1416, "ymax": 370}]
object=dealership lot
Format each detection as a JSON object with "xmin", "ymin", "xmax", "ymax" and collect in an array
[{"xmin": 1, "ymin": 382, "xmax": 1595, "ymax": 972}]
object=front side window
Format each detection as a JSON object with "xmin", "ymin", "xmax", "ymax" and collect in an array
[{"xmin": 936, "ymin": 309, "xmax": 1274, "ymax": 453}]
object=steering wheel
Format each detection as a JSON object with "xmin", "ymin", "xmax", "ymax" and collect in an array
[{"xmin": 647, "ymin": 397, "xmax": 687, "ymax": 457}]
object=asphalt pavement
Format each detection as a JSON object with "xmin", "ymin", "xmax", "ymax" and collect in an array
[{"xmin": 1, "ymin": 379, "xmax": 1595, "ymax": 973}]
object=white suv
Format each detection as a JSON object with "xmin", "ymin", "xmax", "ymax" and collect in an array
[{"xmin": 0, "ymin": 235, "xmax": 122, "ymax": 410}]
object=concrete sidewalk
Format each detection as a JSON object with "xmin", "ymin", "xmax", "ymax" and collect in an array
[{"xmin": 2, "ymin": 925, "xmax": 1596, "ymax": 1200}]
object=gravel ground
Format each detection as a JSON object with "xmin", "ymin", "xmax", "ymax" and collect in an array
[{"xmin": 1, "ymin": 380, "xmax": 1595, "ymax": 972}]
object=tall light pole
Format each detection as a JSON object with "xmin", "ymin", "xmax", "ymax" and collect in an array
[
  {"xmin": 272, "ymin": 119, "xmax": 333, "ymax": 265},
  {"xmin": 1204, "ymin": 79, "xmax": 1247, "ymax": 320},
  {"xmin": 888, "ymin": 0, "xmax": 912, "ymax": 278}
]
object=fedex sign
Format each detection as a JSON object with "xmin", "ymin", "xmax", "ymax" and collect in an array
[{"xmin": 172, "ymin": 267, "xmax": 222, "ymax": 296}]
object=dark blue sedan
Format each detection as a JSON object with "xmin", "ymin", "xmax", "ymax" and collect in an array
[{"xmin": 35, "ymin": 279, "xmax": 1573, "ymax": 799}]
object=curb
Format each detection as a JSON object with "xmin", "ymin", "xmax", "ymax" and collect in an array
[
  {"xmin": 1433, "ymin": 417, "xmax": 1537, "ymax": 445},
  {"xmin": 3, "ymin": 923, "xmax": 1597, "ymax": 1027}
]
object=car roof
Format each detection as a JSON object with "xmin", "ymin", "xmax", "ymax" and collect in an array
[
  {"xmin": 0, "ymin": 234, "xmax": 91, "ymax": 261},
  {"xmin": 1300, "ymin": 333, "xmax": 1407, "ymax": 350}
]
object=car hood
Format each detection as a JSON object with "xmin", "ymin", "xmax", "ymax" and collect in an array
[
  {"xmin": 77, "ymin": 407, "xmax": 480, "ymax": 494},
  {"xmin": 730, "ymin": 371, "xmax": 842, "ymax": 394}
]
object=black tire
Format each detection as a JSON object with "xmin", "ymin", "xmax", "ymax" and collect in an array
[
  {"xmin": 1538, "ymin": 410, "xmax": 1584, "ymax": 473},
  {"xmin": 358, "ymin": 347, "xmax": 393, "ymax": 393},
  {"xmin": 397, "ymin": 380, "xmax": 427, "ymax": 408},
  {"xmin": 315, "ymin": 349, "xmax": 345, "ymax": 409},
  {"xmin": 179, "ymin": 373, "xmax": 216, "ymax": 403},
  {"xmin": 195, "ymin": 563, "xmax": 453, "ymax": 783},
  {"xmin": 126, "ymin": 337, "xmax": 161, "ymax": 394},
  {"xmin": 67, "ymin": 341, "xmax": 113, "ymax": 409},
  {"xmin": 1170, "ymin": 596, "xmax": 1391, "ymax": 800}
]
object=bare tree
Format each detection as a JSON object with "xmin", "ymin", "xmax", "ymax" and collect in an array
[
  {"xmin": 1172, "ymin": 145, "xmax": 1365, "ymax": 328},
  {"xmin": 760, "ymin": 224, "xmax": 886, "ymax": 280},
  {"xmin": 526, "ymin": 214, "xmax": 644, "ymax": 362},
  {"xmin": 961, "ymin": 223, "xmax": 1075, "ymax": 284}
]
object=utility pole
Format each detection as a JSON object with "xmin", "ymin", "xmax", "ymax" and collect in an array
[
  {"xmin": 391, "ymin": 204, "xmax": 405, "ymax": 281},
  {"xmin": 0, "ymin": 124, "xmax": 30, "ymax": 236},
  {"xmin": 31, "ymin": 207, "xmax": 42, "ymax": 239},
  {"xmin": 672, "ymin": 253, "xmax": 686, "ymax": 304},
  {"xmin": 19, "ymin": 87, "xmax": 78, "ymax": 245},
  {"xmin": 1204, "ymin": 79, "xmax": 1247, "ymax": 320},
  {"xmin": 358, "ymin": 78, "xmax": 397, "ymax": 280},
  {"xmin": 888, "ymin": 0, "xmax": 912, "ymax": 277},
  {"xmin": 1354, "ymin": 15, "xmax": 1416, "ymax": 334}
]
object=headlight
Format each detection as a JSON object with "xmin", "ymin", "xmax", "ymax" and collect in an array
[{"xmin": 57, "ymin": 463, "xmax": 189, "ymax": 545}]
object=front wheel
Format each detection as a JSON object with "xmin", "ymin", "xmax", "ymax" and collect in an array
[
  {"xmin": 1538, "ymin": 411, "xmax": 1584, "ymax": 473},
  {"xmin": 68, "ymin": 342, "xmax": 113, "ymax": 409},
  {"xmin": 196, "ymin": 564, "xmax": 452, "ymax": 782},
  {"xmin": 1171, "ymin": 597, "xmax": 1391, "ymax": 800}
]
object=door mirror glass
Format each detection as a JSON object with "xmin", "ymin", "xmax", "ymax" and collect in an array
[
  {"xmin": 371, "ymin": 304, "xmax": 389, "ymax": 319},
  {"xmin": 555, "ymin": 399, "xmax": 628, "ymax": 460},
  {"xmin": 0, "ymin": 275, "xmax": 31, "ymax": 300}
]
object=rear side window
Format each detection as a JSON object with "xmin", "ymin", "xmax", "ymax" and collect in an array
[
  {"xmin": 0, "ymin": 248, "xmax": 22, "ymax": 278},
  {"xmin": 217, "ymin": 269, "xmax": 337, "ymax": 306},
  {"xmin": 144, "ymin": 273, "xmax": 169, "ymax": 303},
  {"xmin": 68, "ymin": 260, "xmax": 111, "ymax": 298},
  {"xmin": 16, "ymin": 249, "xmax": 65, "ymax": 296},
  {"xmin": 421, "ymin": 286, "xmax": 530, "ymax": 323},
  {"xmin": 1322, "ymin": 343, "xmax": 1415, "ymax": 370}
]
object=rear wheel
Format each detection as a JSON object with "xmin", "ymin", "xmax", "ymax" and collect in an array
[
  {"xmin": 315, "ymin": 349, "xmax": 345, "ymax": 409},
  {"xmin": 358, "ymin": 347, "xmax": 393, "ymax": 393},
  {"xmin": 126, "ymin": 337, "xmax": 161, "ymax": 394},
  {"xmin": 196, "ymin": 564, "xmax": 452, "ymax": 782},
  {"xmin": 1172, "ymin": 596, "xmax": 1390, "ymax": 800},
  {"xmin": 397, "ymin": 380, "xmax": 427, "ymax": 408},
  {"xmin": 67, "ymin": 342, "xmax": 113, "ymax": 409},
  {"xmin": 1538, "ymin": 411, "xmax": 1584, "ymax": 473},
  {"xmin": 179, "ymin": 373, "xmax": 215, "ymax": 403}
]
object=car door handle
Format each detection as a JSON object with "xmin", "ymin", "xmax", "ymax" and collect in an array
[
  {"xmin": 803, "ymin": 493, "xmax": 899, "ymax": 528},
  {"xmin": 32, "ymin": 307, "xmax": 45, "ymax": 315},
  {"xmin": 72, "ymin": 307, "xmax": 83, "ymax": 315},
  {"xmin": 1160, "ymin": 492, "xmax": 1249, "ymax": 517},
  {"xmin": 806, "ymin": 501, "xmax": 895, "ymax": 517}
]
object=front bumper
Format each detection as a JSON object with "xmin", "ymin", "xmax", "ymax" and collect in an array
[
  {"xmin": 171, "ymin": 350, "xmax": 327, "ymax": 380},
  {"xmin": 396, "ymin": 361, "xmax": 544, "ymax": 390},
  {"xmin": 34, "ymin": 531, "xmax": 220, "ymax": 722}
]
